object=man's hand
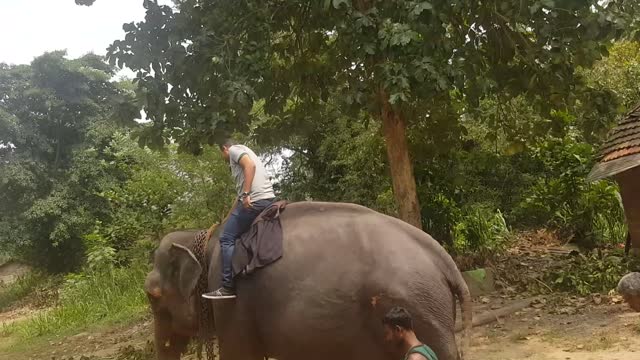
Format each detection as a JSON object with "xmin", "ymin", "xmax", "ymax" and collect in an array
[{"xmin": 242, "ymin": 194, "xmax": 252, "ymax": 209}]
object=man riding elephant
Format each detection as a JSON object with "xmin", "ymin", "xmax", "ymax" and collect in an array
[{"xmin": 207, "ymin": 139, "xmax": 276, "ymax": 298}]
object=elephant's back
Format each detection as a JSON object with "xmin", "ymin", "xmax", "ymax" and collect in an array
[{"xmin": 278, "ymin": 201, "xmax": 454, "ymax": 275}]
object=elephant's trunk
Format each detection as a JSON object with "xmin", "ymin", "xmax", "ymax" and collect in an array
[
  {"xmin": 153, "ymin": 311, "xmax": 190, "ymax": 360},
  {"xmin": 145, "ymin": 270, "xmax": 163, "ymax": 298}
]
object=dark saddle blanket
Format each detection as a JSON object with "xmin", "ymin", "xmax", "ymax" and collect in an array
[{"xmin": 232, "ymin": 200, "xmax": 287, "ymax": 277}]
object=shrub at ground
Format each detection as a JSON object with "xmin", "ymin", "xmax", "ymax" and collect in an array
[{"xmin": 545, "ymin": 250, "xmax": 638, "ymax": 296}]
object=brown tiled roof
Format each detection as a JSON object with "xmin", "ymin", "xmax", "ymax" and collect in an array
[{"xmin": 587, "ymin": 103, "xmax": 640, "ymax": 182}]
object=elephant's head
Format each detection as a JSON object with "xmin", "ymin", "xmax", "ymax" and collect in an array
[{"xmin": 144, "ymin": 231, "xmax": 206, "ymax": 358}]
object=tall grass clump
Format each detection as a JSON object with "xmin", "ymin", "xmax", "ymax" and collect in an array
[
  {"xmin": 452, "ymin": 206, "xmax": 511, "ymax": 270},
  {"xmin": 4, "ymin": 242, "xmax": 150, "ymax": 339}
]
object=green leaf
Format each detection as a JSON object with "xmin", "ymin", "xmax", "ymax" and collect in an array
[
  {"xmin": 529, "ymin": 3, "xmax": 541, "ymax": 14},
  {"xmin": 332, "ymin": 0, "xmax": 349, "ymax": 9},
  {"xmin": 389, "ymin": 92, "xmax": 408, "ymax": 104},
  {"xmin": 436, "ymin": 76, "xmax": 448, "ymax": 90},
  {"xmin": 125, "ymin": 32, "xmax": 135, "ymax": 43},
  {"xmin": 122, "ymin": 22, "xmax": 136, "ymax": 33},
  {"xmin": 363, "ymin": 43, "xmax": 376, "ymax": 55},
  {"xmin": 412, "ymin": 2, "xmax": 433, "ymax": 16},
  {"xmin": 541, "ymin": 0, "xmax": 555, "ymax": 8}
]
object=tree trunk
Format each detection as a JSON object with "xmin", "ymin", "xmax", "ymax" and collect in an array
[
  {"xmin": 454, "ymin": 296, "xmax": 543, "ymax": 332},
  {"xmin": 379, "ymin": 89, "xmax": 423, "ymax": 230}
]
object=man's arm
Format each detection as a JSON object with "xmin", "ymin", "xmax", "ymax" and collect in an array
[
  {"xmin": 239, "ymin": 155, "xmax": 256, "ymax": 208},
  {"xmin": 238, "ymin": 155, "xmax": 256, "ymax": 194}
]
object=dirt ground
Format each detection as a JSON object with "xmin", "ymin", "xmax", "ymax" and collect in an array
[
  {"xmin": 1, "ymin": 297, "xmax": 639, "ymax": 360},
  {"xmin": 469, "ymin": 299, "xmax": 640, "ymax": 360}
]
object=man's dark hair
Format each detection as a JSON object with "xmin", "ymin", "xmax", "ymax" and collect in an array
[
  {"xmin": 218, "ymin": 138, "xmax": 236, "ymax": 150},
  {"xmin": 382, "ymin": 307, "xmax": 413, "ymax": 330}
]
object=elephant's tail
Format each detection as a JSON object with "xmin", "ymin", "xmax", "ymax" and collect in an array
[{"xmin": 453, "ymin": 275, "xmax": 472, "ymax": 360}]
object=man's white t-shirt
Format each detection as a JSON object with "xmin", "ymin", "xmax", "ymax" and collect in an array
[{"xmin": 228, "ymin": 145, "xmax": 275, "ymax": 201}]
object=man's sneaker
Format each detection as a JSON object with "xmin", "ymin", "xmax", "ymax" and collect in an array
[{"xmin": 202, "ymin": 287, "xmax": 236, "ymax": 299}]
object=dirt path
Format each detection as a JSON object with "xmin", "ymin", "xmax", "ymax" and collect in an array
[
  {"xmin": 469, "ymin": 301, "xmax": 640, "ymax": 360},
  {"xmin": 0, "ymin": 318, "xmax": 155, "ymax": 360}
]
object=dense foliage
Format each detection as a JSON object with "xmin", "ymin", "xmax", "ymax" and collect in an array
[
  {"xmin": 0, "ymin": 52, "xmax": 138, "ymax": 271},
  {"xmin": 0, "ymin": 53, "xmax": 234, "ymax": 273},
  {"xmin": 2, "ymin": 1, "xmax": 640, "ymax": 281},
  {"xmin": 107, "ymin": 0, "xmax": 639, "ymax": 228}
]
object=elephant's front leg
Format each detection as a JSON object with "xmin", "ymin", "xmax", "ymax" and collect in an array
[
  {"xmin": 218, "ymin": 338, "xmax": 263, "ymax": 360},
  {"xmin": 153, "ymin": 312, "xmax": 190, "ymax": 360},
  {"xmin": 213, "ymin": 301, "xmax": 264, "ymax": 360}
]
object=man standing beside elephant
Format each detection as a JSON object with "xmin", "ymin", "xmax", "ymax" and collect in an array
[
  {"xmin": 207, "ymin": 139, "xmax": 276, "ymax": 298},
  {"xmin": 383, "ymin": 307, "xmax": 439, "ymax": 360}
]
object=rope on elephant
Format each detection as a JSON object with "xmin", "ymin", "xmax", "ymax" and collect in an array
[{"xmin": 193, "ymin": 229, "xmax": 217, "ymax": 360}]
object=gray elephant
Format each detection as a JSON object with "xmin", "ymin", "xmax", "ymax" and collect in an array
[{"xmin": 144, "ymin": 201, "xmax": 472, "ymax": 360}]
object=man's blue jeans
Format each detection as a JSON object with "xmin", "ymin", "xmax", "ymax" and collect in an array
[{"xmin": 220, "ymin": 198, "xmax": 275, "ymax": 289}]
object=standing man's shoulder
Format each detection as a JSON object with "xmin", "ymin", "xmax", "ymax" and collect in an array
[
  {"xmin": 407, "ymin": 346, "xmax": 438, "ymax": 360},
  {"xmin": 407, "ymin": 353, "xmax": 430, "ymax": 360}
]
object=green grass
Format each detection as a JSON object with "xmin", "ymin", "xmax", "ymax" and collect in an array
[
  {"xmin": 2, "ymin": 263, "xmax": 149, "ymax": 340},
  {"xmin": 0, "ymin": 272, "xmax": 49, "ymax": 311}
]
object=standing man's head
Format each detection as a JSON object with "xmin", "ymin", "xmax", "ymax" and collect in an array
[
  {"xmin": 218, "ymin": 139, "xmax": 235, "ymax": 161},
  {"xmin": 382, "ymin": 307, "xmax": 415, "ymax": 348}
]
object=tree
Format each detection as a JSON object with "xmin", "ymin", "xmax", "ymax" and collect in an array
[
  {"xmin": 97, "ymin": 133, "xmax": 234, "ymax": 248},
  {"xmin": 108, "ymin": 0, "xmax": 637, "ymax": 229},
  {"xmin": 581, "ymin": 41, "xmax": 640, "ymax": 125},
  {"xmin": 0, "ymin": 52, "xmax": 138, "ymax": 271}
]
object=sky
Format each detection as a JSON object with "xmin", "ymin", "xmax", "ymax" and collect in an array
[{"xmin": 0, "ymin": 0, "xmax": 172, "ymax": 67}]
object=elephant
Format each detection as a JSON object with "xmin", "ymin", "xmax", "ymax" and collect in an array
[{"xmin": 144, "ymin": 201, "xmax": 472, "ymax": 360}]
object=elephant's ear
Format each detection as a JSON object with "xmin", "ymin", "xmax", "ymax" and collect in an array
[{"xmin": 170, "ymin": 243, "xmax": 203, "ymax": 300}]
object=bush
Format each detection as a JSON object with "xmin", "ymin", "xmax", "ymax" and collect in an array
[
  {"xmin": 514, "ymin": 136, "xmax": 626, "ymax": 247},
  {"xmin": 545, "ymin": 250, "xmax": 630, "ymax": 295},
  {"xmin": 518, "ymin": 178, "xmax": 626, "ymax": 247},
  {"xmin": 451, "ymin": 206, "xmax": 511, "ymax": 269},
  {"xmin": 592, "ymin": 212, "xmax": 628, "ymax": 247},
  {"xmin": 421, "ymin": 193, "xmax": 462, "ymax": 247}
]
